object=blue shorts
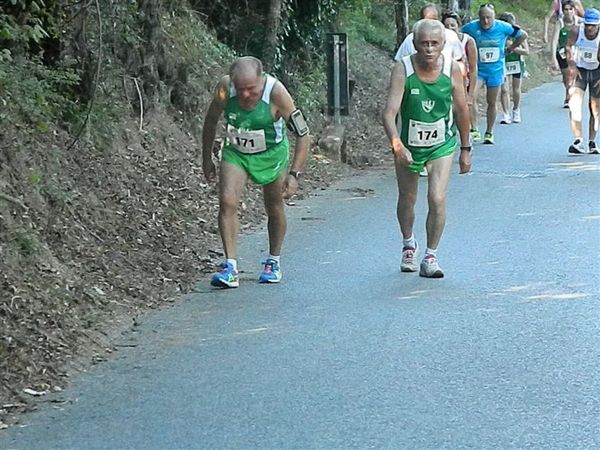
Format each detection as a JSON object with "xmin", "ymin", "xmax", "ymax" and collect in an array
[{"xmin": 478, "ymin": 70, "xmax": 504, "ymax": 88}]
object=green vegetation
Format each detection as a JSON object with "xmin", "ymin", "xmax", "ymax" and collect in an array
[
  {"xmin": 14, "ymin": 231, "xmax": 38, "ymax": 257},
  {"xmin": 339, "ymin": 1, "xmax": 396, "ymax": 52},
  {"xmin": 0, "ymin": 56, "xmax": 80, "ymax": 128},
  {"xmin": 4, "ymin": 0, "xmax": 599, "ymax": 140}
]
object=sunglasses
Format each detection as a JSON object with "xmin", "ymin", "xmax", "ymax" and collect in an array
[{"xmin": 480, "ymin": 3, "xmax": 495, "ymax": 9}]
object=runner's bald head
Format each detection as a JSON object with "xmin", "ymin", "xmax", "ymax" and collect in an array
[
  {"xmin": 229, "ymin": 56, "xmax": 263, "ymax": 81},
  {"xmin": 413, "ymin": 19, "xmax": 446, "ymax": 44}
]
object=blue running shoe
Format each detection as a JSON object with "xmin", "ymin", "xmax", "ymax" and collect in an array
[
  {"xmin": 210, "ymin": 261, "xmax": 239, "ymax": 288},
  {"xmin": 258, "ymin": 258, "xmax": 282, "ymax": 284}
]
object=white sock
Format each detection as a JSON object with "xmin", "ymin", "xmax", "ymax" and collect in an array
[
  {"xmin": 425, "ymin": 248, "xmax": 437, "ymax": 257},
  {"xmin": 403, "ymin": 236, "xmax": 416, "ymax": 249},
  {"xmin": 268, "ymin": 254, "xmax": 280, "ymax": 264},
  {"xmin": 226, "ymin": 258, "xmax": 237, "ymax": 271}
]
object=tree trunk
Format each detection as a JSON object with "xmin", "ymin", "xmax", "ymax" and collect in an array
[
  {"xmin": 394, "ymin": 0, "xmax": 409, "ymax": 48},
  {"xmin": 446, "ymin": 0, "xmax": 459, "ymax": 12},
  {"xmin": 138, "ymin": 0, "xmax": 163, "ymax": 107},
  {"xmin": 70, "ymin": 4, "xmax": 95, "ymax": 102},
  {"xmin": 263, "ymin": 0, "xmax": 282, "ymax": 72}
]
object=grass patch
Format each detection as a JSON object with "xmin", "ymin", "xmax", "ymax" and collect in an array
[{"xmin": 14, "ymin": 231, "xmax": 39, "ymax": 257}]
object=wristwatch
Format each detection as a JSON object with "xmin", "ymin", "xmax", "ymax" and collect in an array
[{"xmin": 289, "ymin": 170, "xmax": 302, "ymax": 179}]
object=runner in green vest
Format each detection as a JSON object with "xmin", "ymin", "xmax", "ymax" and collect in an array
[
  {"xmin": 499, "ymin": 12, "xmax": 529, "ymax": 124},
  {"xmin": 383, "ymin": 19, "xmax": 471, "ymax": 279},
  {"xmin": 202, "ymin": 56, "xmax": 310, "ymax": 287},
  {"xmin": 550, "ymin": 0, "xmax": 582, "ymax": 107}
]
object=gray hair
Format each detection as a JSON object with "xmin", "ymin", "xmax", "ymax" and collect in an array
[
  {"xmin": 413, "ymin": 19, "xmax": 446, "ymax": 43},
  {"xmin": 420, "ymin": 3, "xmax": 442, "ymax": 20},
  {"xmin": 498, "ymin": 12, "xmax": 515, "ymax": 24},
  {"xmin": 229, "ymin": 56, "xmax": 263, "ymax": 80}
]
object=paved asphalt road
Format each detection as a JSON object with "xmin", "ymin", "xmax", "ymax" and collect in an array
[{"xmin": 2, "ymin": 82, "xmax": 599, "ymax": 449}]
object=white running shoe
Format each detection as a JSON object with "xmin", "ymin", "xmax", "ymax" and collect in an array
[
  {"xmin": 419, "ymin": 254, "xmax": 444, "ymax": 278},
  {"xmin": 401, "ymin": 243, "xmax": 418, "ymax": 272},
  {"xmin": 568, "ymin": 139, "xmax": 587, "ymax": 154},
  {"xmin": 500, "ymin": 113, "xmax": 512, "ymax": 124},
  {"xmin": 512, "ymin": 109, "xmax": 521, "ymax": 123}
]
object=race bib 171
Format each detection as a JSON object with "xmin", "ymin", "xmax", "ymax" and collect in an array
[{"xmin": 226, "ymin": 125, "xmax": 267, "ymax": 153}]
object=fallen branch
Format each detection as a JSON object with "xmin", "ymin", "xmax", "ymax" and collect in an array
[
  {"xmin": 0, "ymin": 192, "xmax": 27, "ymax": 210},
  {"xmin": 132, "ymin": 77, "xmax": 144, "ymax": 132}
]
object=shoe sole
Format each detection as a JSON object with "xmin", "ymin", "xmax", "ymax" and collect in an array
[
  {"xmin": 568, "ymin": 147, "xmax": 585, "ymax": 154},
  {"xmin": 211, "ymin": 278, "xmax": 239, "ymax": 288},
  {"xmin": 259, "ymin": 278, "xmax": 281, "ymax": 284},
  {"xmin": 483, "ymin": 140, "xmax": 494, "ymax": 145},
  {"xmin": 401, "ymin": 266, "xmax": 418, "ymax": 272},
  {"xmin": 419, "ymin": 270, "xmax": 444, "ymax": 278}
]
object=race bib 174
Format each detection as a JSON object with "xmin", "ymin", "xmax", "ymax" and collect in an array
[{"xmin": 408, "ymin": 118, "xmax": 446, "ymax": 147}]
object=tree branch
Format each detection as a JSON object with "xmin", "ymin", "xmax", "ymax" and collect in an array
[{"xmin": 0, "ymin": 192, "xmax": 28, "ymax": 210}]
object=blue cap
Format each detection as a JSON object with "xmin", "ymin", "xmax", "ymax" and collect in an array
[{"xmin": 584, "ymin": 8, "xmax": 600, "ymax": 25}]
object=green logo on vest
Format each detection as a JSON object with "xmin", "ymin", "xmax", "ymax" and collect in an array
[{"xmin": 422, "ymin": 100, "xmax": 435, "ymax": 113}]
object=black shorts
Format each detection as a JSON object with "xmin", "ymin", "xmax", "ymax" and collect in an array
[
  {"xmin": 573, "ymin": 66, "xmax": 600, "ymax": 98},
  {"xmin": 556, "ymin": 52, "xmax": 568, "ymax": 70}
]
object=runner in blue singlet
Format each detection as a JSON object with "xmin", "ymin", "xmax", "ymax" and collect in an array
[{"xmin": 462, "ymin": 3, "xmax": 527, "ymax": 145}]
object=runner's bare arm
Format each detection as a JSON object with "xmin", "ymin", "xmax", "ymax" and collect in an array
[
  {"xmin": 543, "ymin": 1, "xmax": 555, "ymax": 43},
  {"xmin": 271, "ymin": 81, "xmax": 310, "ymax": 198},
  {"xmin": 513, "ymin": 38, "xmax": 530, "ymax": 56},
  {"xmin": 550, "ymin": 19, "xmax": 561, "ymax": 66},
  {"xmin": 508, "ymin": 30, "xmax": 528, "ymax": 53},
  {"xmin": 565, "ymin": 27, "xmax": 578, "ymax": 65},
  {"xmin": 466, "ymin": 38, "xmax": 478, "ymax": 98},
  {"xmin": 272, "ymin": 81, "xmax": 310, "ymax": 173},
  {"xmin": 201, "ymin": 77, "xmax": 229, "ymax": 180},
  {"xmin": 451, "ymin": 62, "xmax": 471, "ymax": 174},
  {"xmin": 382, "ymin": 63, "xmax": 409, "ymax": 157},
  {"xmin": 565, "ymin": 27, "xmax": 581, "ymax": 80}
]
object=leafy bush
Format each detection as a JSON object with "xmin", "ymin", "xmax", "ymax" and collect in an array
[{"xmin": 0, "ymin": 56, "xmax": 80, "ymax": 129}]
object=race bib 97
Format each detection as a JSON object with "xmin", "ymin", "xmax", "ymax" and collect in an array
[
  {"xmin": 479, "ymin": 47, "xmax": 500, "ymax": 63},
  {"xmin": 226, "ymin": 125, "xmax": 267, "ymax": 154},
  {"xmin": 408, "ymin": 118, "xmax": 446, "ymax": 147}
]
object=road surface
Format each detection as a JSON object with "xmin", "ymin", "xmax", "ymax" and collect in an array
[{"xmin": 2, "ymin": 82, "xmax": 599, "ymax": 449}]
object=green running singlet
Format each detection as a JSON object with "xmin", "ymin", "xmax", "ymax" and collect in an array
[
  {"xmin": 399, "ymin": 55, "xmax": 457, "ymax": 174},
  {"xmin": 222, "ymin": 75, "xmax": 289, "ymax": 185}
]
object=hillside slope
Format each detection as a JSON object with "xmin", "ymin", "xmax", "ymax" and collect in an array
[{"xmin": 0, "ymin": 17, "xmax": 393, "ymax": 426}]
